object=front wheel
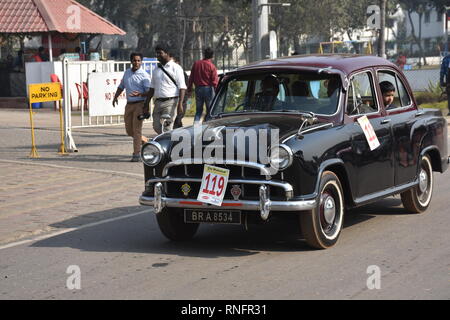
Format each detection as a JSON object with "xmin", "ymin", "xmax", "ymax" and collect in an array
[
  {"xmin": 401, "ymin": 155, "xmax": 434, "ymax": 214},
  {"xmin": 299, "ymin": 171, "xmax": 345, "ymax": 250},
  {"xmin": 156, "ymin": 208, "xmax": 199, "ymax": 241}
]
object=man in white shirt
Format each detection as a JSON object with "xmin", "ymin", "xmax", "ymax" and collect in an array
[{"xmin": 137, "ymin": 44, "xmax": 187, "ymax": 134}]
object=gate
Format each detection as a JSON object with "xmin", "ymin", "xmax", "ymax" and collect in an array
[{"xmin": 61, "ymin": 59, "xmax": 158, "ymax": 152}]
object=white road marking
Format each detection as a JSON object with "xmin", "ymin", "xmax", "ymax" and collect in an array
[{"xmin": 0, "ymin": 209, "xmax": 153, "ymax": 251}]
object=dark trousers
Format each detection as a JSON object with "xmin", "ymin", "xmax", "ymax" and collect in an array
[
  {"xmin": 447, "ymin": 84, "xmax": 450, "ymax": 115},
  {"xmin": 195, "ymin": 86, "xmax": 214, "ymax": 122}
]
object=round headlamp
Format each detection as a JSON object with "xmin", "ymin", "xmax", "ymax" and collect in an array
[
  {"xmin": 142, "ymin": 142, "xmax": 164, "ymax": 167},
  {"xmin": 270, "ymin": 145, "xmax": 293, "ymax": 171}
]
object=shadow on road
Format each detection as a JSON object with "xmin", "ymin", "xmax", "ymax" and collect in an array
[{"xmin": 30, "ymin": 197, "xmax": 408, "ymax": 258}]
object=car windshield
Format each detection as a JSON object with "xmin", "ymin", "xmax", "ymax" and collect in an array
[{"xmin": 211, "ymin": 72, "xmax": 341, "ymax": 116}]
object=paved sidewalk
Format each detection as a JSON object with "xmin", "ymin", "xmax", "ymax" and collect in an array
[
  {"xmin": 0, "ymin": 108, "xmax": 196, "ymax": 246},
  {"xmin": 0, "ymin": 160, "xmax": 145, "ymax": 246}
]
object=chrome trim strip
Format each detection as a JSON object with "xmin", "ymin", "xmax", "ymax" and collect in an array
[
  {"xmin": 154, "ymin": 183, "xmax": 163, "ymax": 214},
  {"xmin": 145, "ymin": 177, "xmax": 294, "ymax": 199},
  {"xmin": 282, "ymin": 123, "xmax": 334, "ymax": 144},
  {"xmin": 163, "ymin": 159, "xmax": 273, "ymax": 179},
  {"xmin": 259, "ymin": 185, "xmax": 271, "ymax": 220},
  {"xmin": 140, "ymin": 196, "xmax": 317, "ymax": 212}
]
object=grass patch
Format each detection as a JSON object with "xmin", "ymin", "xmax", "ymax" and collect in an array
[{"xmin": 419, "ymin": 101, "xmax": 448, "ymax": 115}]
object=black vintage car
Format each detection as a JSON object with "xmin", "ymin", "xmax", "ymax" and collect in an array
[{"xmin": 139, "ymin": 55, "xmax": 449, "ymax": 250}]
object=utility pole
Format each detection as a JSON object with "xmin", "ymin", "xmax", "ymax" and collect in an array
[
  {"xmin": 252, "ymin": 0, "xmax": 269, "ymax": 62},
  {"xmin": 378, "ymin": 0, "xmax": 387, "ymax": 58},
  {"xmin": 252, "ymin": 0, "xmax": 290, "ymax": 62}
]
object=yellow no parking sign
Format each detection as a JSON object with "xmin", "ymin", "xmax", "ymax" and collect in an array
[
  {"xmin": 28, "ymin": 82, "xmax": 65, "ymax": 158},
  {"xmin": 29, "ymin": 82, "xmax": 62, "ymax": 103}
]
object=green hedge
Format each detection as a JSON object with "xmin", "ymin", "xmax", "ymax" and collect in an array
[{"xmin": 419, "ymin": 101, "xmax": 449, "ymax": 117}]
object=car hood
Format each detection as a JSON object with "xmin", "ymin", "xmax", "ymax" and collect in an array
[
  {"xmin": 153, "ymin": 113, "xmax": 335, "ymax": 165},
  {"xmin": 202, "ymin": 114, "xmax": 310, "ymax": 141}
]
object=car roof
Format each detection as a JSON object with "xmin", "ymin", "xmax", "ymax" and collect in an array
[{"xmin": 235, "ymin": 54, "xmax": 399, "ymax": 75}]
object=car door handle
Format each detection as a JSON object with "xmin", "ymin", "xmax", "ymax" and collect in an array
[{"xmin": 381, "ymin": 119, "xmax": 391, "ymax": 125}]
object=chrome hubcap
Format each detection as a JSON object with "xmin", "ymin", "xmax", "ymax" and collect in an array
[
  {"xmin": 419, "ymin": 169, "xmax": 428, "ymax": 193},
  {"xmin": 323, "ymin": 196, "xmax": 336, "ymax": 225}
]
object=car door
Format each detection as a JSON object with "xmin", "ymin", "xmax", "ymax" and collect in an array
[
  {"xmin": 377, "ymin": 69, "xmax": 420, "ymax": 186},
  {"xmin": 346, "ymin": 70, "xmax": 395, "ymax": 199}
]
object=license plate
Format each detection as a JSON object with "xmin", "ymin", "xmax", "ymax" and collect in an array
[{"xmin": 184, "ymin": 210, "xmax": 242, "ymax": 225}]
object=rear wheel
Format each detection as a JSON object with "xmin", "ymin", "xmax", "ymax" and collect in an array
[
  {"xmin": 401, "ymin": 155, "xmax": 434, "ymax": 214},
  {"xmin": 299, "ymin": 171, "xmax": 345, "ymax": 250},
  {"xmin": 156, "ymin": 208, "xmax": 199, "ymax": 241}
]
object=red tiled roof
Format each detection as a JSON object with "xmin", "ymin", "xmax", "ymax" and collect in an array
[{"xmin": 0, "ymin": 0, "xmax": 126, "ymax": 35}]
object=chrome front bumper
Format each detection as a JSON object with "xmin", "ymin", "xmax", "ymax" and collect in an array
[{"xmin": 139, "ymin": 179, "xmax": 317, "ymax": 221}]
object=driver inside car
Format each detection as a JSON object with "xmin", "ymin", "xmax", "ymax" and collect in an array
[{"xmin": 254, "ymin": 75, "xmax": 284, "ymax": 111}]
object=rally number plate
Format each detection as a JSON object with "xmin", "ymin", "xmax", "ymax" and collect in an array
[{"xmin": 184, "ymin": 210, "xmax": 242, "ymax": 225}]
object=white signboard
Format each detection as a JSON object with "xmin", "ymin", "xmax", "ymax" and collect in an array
[{"xmin": 88, "ymin": 72, "xmax": 126, "ymax": 117}]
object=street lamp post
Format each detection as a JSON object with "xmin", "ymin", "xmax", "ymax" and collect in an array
[{"xmin": 252, "ymin": 0, "xmax": 291, "ymax": 62}]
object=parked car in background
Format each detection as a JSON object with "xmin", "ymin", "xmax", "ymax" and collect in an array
[{"xmin": 140, "ymin": 54, "xmax": 449, "ymax": 250}]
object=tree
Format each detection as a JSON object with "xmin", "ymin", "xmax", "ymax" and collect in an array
[{"xmin": 77, "ymin": 0, "xmax": 129, "ymax": 50}]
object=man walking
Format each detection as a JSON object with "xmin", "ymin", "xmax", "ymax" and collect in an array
[
  {"xmin": 113, "ymin": 53, "xmax": 151, "ymax": 162},
  {"xmin": 187, "ymin": 48, "xmax": 219, "ymax": 123},
  {"xmin": 138, "ymin": 44, "xmax": 187, "ymax": 134}
]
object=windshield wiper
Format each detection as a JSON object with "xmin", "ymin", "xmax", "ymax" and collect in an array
[{"xmin": 216, "ymin": 110, "xmax": 259, "ymax": 118}]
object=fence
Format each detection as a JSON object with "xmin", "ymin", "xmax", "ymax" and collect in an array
[
  {"xmin": 403, "ymin": 68, "xmax": 440, "ymax": 92},
  {"xmin": 61, "ymin": 59, "xmax": 158, "ymax": 152}
]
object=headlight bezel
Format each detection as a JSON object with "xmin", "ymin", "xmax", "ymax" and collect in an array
[
  {"xmin": 141, "ymin": 142, "xmax": 164, "ymax": 167},
  {"xmin": 269, "ymin": 144, "xmax": 293, "ymax": 171}
]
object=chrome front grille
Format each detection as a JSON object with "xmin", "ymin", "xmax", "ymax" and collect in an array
[
  {"xmin": 167, "ymin": 164, "xmax": 263, "ymax": 179},
  {"xmin": 155, "ymin": 161, "xmax": 288, "ymax": 201}
]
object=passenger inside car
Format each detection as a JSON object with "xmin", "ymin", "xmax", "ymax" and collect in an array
[
  {"xmin": 380, "ymin": 81, "xmax": 399, "ymax": 110},
  {"xmin": 318, "ymin": 77, "xmax": 341, "ymax": 114},
  {"xmin": 291, "ymin": 81, "xmax": 311, "ymax": 103}
]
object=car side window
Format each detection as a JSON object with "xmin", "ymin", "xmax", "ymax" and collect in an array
[
  {"xmin": 378, "ymin": 71, "xmax": 401, "ymax": 109},
  {"xmin": 378, "ymin": 70, "xmax": 412, "ymax": 109},
  {"xmin": 347, "ymin": 72, "xmax": 378, "ymax": 116},
  {"xmin": 396, "ymin": 75, "xmax": 412, "ymax": 107}
]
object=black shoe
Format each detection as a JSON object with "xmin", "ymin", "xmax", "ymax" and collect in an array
[
  {"xmin": 138, "ymin": 113, "xmax": 151, "ymax": 121},
  {"xmin": 130, "ymin": 154, "xmax": 141, "ymax": 162}
]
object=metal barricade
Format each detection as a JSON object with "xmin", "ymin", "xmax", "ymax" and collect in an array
[{"xmin": 62, "ymin": 59, "xmax": 157, "ymax": 152}]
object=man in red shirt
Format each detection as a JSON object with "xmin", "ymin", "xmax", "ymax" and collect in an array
[{"xmin": 187, "ymin": 48, "xmax": 219, "ymax": 123}]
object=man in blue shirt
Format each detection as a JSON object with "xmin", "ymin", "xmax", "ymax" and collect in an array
[
  {"xmin": 113, "ymin": 53, "xmax": 151, "ymax": 162},
  {"xmin": 440, "ymin": 53, "xmax": 450, "ymax": 116}
]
